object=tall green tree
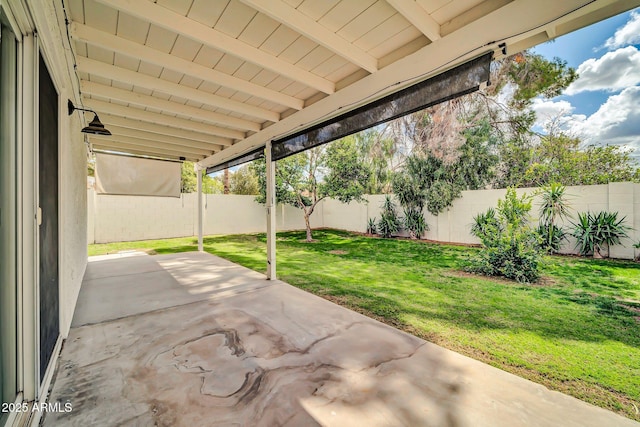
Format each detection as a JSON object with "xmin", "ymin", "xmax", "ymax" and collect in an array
[
  {"xmin": 181, "ymin": 162, "xmax": 223, "ymax": 194},
  {"xmin": 522, "ymin": 134, "xmax": 639, "ymax": 186},
  {"xmin": 181, "ymin": 162, "xmax": 197, "ymax": 193},
  {"xmin": 392, "ymin": 119, "xmax": 499, "ymax": 217},
  {"xmin": 253, "ymin": 140, "xmax": 370, "ymax": 242},
  {"xmin": 230, "ymin": 164, "xmax": 259, "ymax": 195}
]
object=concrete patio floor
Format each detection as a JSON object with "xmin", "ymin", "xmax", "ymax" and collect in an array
[{"xmin": 43, "ymin": 251, "xmax": 638, "ymax": 427}]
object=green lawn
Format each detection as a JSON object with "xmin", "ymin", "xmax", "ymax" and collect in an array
[{"xmin": 89, "ymin": 229, "xmax": 640, "ymax": 421}]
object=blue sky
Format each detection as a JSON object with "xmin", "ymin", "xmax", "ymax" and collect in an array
[{"xmin": 530, "ymin": 7, "xmax": 640, "ymax": 159}]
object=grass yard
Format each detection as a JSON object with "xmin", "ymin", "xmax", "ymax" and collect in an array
[{"xmin": 89, "ymin": 229, "xmax": 640, "ymax": 421}]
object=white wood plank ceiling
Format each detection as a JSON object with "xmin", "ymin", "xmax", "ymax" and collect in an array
[{"xmin": 66, "ymin": 0, "xmax": 640, "ymax": 165}]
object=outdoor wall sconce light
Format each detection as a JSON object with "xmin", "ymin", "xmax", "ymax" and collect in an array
[{"xmin": 67, "ymin": 99, "xmax": 112, "ymax": 135}]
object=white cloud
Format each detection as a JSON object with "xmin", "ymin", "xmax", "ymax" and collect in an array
[
  {"xmin": 534, "ymin": 88, "xmax": 640, "ymax": 159},
  {"xmin": 604, "ymin": 9, "xmax": 640, "ymax": 49},
  {"xmin": 575, "ymin": 86, "xmax": 640, "ymax": 142},
  {"xmin": 565, "ymin": 46, "xmax": 640, "ymax": 95},
  {"xmin": 531, "ymin": 98, "xmax": 575, "ymax": 127}
]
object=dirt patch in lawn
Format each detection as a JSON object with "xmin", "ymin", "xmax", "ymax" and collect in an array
[{"xmin": 328, "ymin": 250, "xmax": 348, "ymax": 255}]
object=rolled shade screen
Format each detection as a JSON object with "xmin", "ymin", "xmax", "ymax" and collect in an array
[
  {"xmin": 95, "ymin": 152, "xmax": 181, "ymax": 197},
  {"xmin": 205, "ymin": 146, "xmax": 265, "ymax": 175},
  {"xmin": 272, "ymin": 52, "xmax": 492, "ymax": 160}
]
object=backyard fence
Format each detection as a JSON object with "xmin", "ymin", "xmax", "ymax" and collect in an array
[{"xmin": 88, "ymin": 182, "xmax": 640, "ymax": 260}]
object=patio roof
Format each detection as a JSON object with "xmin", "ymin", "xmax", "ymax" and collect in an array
[{"xmin": 66, "ymin": 0, "xmax": 639, "ymax": 168}]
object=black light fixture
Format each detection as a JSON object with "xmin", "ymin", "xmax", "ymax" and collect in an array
[{"xmin": 67, "ymin": 99, "xmax": 112, "ymax": 136}]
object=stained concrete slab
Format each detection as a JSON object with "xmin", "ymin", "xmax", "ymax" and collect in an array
[
  {"xmin": 72, "ymin": 252, "xmax": 271, "ymax": 326},
  {"xmin": 46, "ymin": 252, "xmax": 639, "ymax": 427}
]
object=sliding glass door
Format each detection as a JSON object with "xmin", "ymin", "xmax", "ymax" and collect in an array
[{"xmin": 0, "ymin": 14, "xmax": 19, "ymax": 424}]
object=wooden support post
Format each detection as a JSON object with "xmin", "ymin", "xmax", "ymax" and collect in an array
[{"xmin": 265, "ymin": 141, "xmax": 276, "ymax": 280}]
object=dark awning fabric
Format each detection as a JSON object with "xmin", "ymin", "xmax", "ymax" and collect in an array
[
  {"xmin": 271, "ymin": 51, "xmax": 493, "ymax": 161},
  {"xmin": 206, "ymin": 146, "xmax": 265, "ymax": 174}
]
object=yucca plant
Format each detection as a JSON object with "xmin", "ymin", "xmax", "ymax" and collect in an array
[
  {"xmin": 378, "ymin": 195, "xmax": 400, "ymax": 238},
  {"xmin": 403, "ymin": 208, "xmax": 428, "ymax": 239},
  {"xmin": 470, "ymin": 208, "xmax": 500, "ymax": 241},
  {"xmin": 537, "ymin": 183, "xmax": 571, "ymax": 253},
  {"xmin": 366, "ymin": 217, "xmax": 377, "ymax": 235},
  {"xmin": 571, "ymin": 211, "xmax": 631, "ymax": 258}
]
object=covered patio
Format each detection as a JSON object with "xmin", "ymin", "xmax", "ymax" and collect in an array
[
  {"xmin": 3, "ymin": 1, "xmax": 640, "ymax": 426},
  {"xmin": 42, "ymin": 252, "xmax": 637, "ymax": 426}
]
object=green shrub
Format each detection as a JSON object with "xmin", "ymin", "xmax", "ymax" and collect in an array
[
  {"xmin": 403, "ymin": 208, "xmax": 428, "ymax": 239},
  {"xmin": 467, "ymin": 188, "xmax": 542, "ymax": 283},
  {"xmin": 378, "ymin": 196, "xmax": 400, "ymax": 238},
  {"xmin": 571, "ymin": 211, "xmax": 631, "ymax": 258},
  {"xmin": 367, "ymin": 217, "xmax": 377, "ymax": 235}
]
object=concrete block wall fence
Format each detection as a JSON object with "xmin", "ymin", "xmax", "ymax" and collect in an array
[{"xmin": 88, "ymin": 182, "xmax": 640, "ymax": 260}]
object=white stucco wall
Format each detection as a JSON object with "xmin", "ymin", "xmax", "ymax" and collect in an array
[
  {"xmin": 58, "ymin": 107, "xmax": 89, "ymax": 336},
  {"xmin": 89, "ymin": 183, "xmax": 640, "ymax": 260}
]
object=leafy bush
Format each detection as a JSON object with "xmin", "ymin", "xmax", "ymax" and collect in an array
[
  {"xmin": 403, "ymin": 208, "xmax": 428, "ymax": 239},
  {"xmin": 570, "ymin": 211, "xmax": 631, "ymax": 258},
  {"xmin": 467, "ymin": 188, "xmax": 542, "ymax": 283},
  {"xmin": 367, "ymin": 217, "xmax": 377, "ymax": 235},
  {"xmin": 537, "ymin": 183, "xmax": 571, "ymax": 253},
  {"xmin": 378, "ymin": 196, "xmax": 400, "ymax": 238}
]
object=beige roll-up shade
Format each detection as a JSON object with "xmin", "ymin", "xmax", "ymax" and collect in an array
[{"xmin": 95, "ymin": 152, "xmax": 181, "ymax": 197}]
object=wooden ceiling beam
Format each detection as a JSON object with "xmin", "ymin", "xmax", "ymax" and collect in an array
[
  {"xmin": 70, "ymin": 22, "xmax": 303, "ymax": 110},
  {"xmin": 90, "ymin": 142, "xmax": 203, "ymax": 162},
  {"xmin": 386, "ymin": 0, "xmax": 441, "ymax": 41},
  {"xmin": 98, "ymin": 114, "xmax": 233, "ymax": 146},
  {"xmin": 81, "ymin": 81, "xmax": 258, "ymax": 134},
  {"xmin": 89, "ymin": 134, "xmax": 214, "ymax": 157},
  {"xmin": 106, "ymin": 125, "xmax": 222, "ymax": 152},
  {"xmin": 83, "ymin": 98, "xmax": 244, "ymax": 141},
  {"xmin": 94, "ymin": 0, "xmax": 335, "ymax": 94},
  {"xmin": 240, "ymin": 0, "xmax": 378, "ymax": 73},
  {"xmin": 77, "ymin": 57, "xmax": 279, "ymax": 122}
]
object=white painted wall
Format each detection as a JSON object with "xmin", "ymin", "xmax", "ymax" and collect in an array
[
  {"xmin": 57, "ymin": 105, "xmax": 89, "ymax": 336},
  {"xmin": 89, "ymin": 183, "xmax": 640, "ymax": 260}
]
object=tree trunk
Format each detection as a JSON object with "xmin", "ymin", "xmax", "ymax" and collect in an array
[
  {"xmin": 304, "ymin": 212, "xmax": 313, "ymax": 242},
  {"xmin": 223, "ymin": 167, "xmax": 230, "ymax": 194}
]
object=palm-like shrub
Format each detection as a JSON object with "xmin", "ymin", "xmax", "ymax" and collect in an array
[
  {"xmin": 403, "ymin": 208, "xmax": 428, "ymax": 239},
  {"xmin": 470, "ymin": 208, "xmax": 500, "ymax": 240},
  {"xmin": 378, "ymin": 196, "xmax": 400, "ymax": 238},
  {"xmin": 571, "ymin": 211, "xmax": 631, "ymax": 258},
  {"xmin": 367, "ymin": 217, "xmax": 377, "ymax": 235},
  {"xmin": 537, "ymin": 183, "xmax": 571, "ymax": 253}
]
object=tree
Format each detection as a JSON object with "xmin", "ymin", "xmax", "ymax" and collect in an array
[
  {"xmin": 391, "ymin": 119, "xmax": 499, "ymax": 218},
  {"xmin": 181, "ymin": 162, "xmax": 223, "ymax": 194},
  {"xmin": 202, "ymin": 175, "xmax": 223, "ymax": 194},
  {"xmin": 181, "ymin": 162, "xmax": 197, "ymax": 193},
  {"xmin": 253, "ymin": 140, "xmax": 370, "ymax": 242},
  {"xmin": 521, "ymin": 134, "xmax": 639, "ymax": 187},
  {"xmin": 229, "ymin": 165, "xmax": 259, "ymax": 195},
  {"xmin": 352, "ymin": 129, "xmax": 397, "ymax": 194}
]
